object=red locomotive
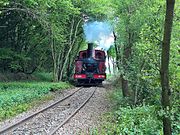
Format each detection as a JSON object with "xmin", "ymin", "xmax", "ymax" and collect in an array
[{"xmin": 74, "ymin": 43, "xmax": 106, "ymax": 85}]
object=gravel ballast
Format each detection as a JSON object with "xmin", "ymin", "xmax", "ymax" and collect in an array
[
  {"xmin": 56, "ymin": 86, "xmax": 111, "ymax": 135},
  {"xmin": 0, "ymin": 85, "xmax": 112, "ymax": 135}
]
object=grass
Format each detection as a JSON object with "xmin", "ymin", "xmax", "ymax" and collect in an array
[
  {"xmin": 33, "ymin": 72, "xmax": 53, "ymax": 82},
  {"xmin": 0, "ymin": 81, "xmax": 72, "ymax": 121},
  {"xmin": 91, "ymin": 87, "xmax": 180, "ymax": 135},
  {"xmin": 89, "ymin": 89, "xmax": 163, "ymax": 135}
]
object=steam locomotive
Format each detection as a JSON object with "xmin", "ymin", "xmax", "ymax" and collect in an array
[{"xmin": 74, "ymin": 43, "xmax": 106, "ymax": 86}]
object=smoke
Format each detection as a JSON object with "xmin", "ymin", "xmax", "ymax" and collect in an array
[{"xmin": 83, "ymin": 21, "xmax": 114, "ymax": 50}]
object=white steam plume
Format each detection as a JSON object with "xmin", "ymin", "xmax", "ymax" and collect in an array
[{"xmin": 83, "ymin": 21, "xmax": 114, "ymax": 50}]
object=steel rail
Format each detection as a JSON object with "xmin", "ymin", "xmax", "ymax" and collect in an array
[
  {"xmin": 0, "ymin": 87, "xmax": 83, "ymax": 134},
  {"xmin": 49, "ymin": 87, "xmax": 96, "ymax": 135}
]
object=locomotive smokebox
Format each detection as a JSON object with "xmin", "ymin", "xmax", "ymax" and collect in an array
[{"xmin": 87, "ymin": 43, "xmax": 93, "ymax": 58}]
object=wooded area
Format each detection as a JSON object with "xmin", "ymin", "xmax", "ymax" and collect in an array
[{"xmin": 0, "ymin": 0, "xmax": 179, "ymax": 134}]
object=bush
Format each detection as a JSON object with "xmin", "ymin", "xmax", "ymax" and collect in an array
[
  {"xmin": 99, "ymin": 105, "xmax": 162, "ymax": 135},
  {"xmin": 97, "ymin": 88, "xmax": 179, "ymax": 135},
  {"xmin": 0, "ymin": 81, "xmax": 72, "ymax": 121},
  {"xmin": 33, "ymin": 72, "xmax": 53, "ymax": 82}
]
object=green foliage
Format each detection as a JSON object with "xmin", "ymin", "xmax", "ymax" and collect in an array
[
  {"xmin": 0, "ymin": 0, "xmax": 113, "ymax": 81},
  {"xmin": 0, "ymin": 81, "xmax": 72, "ymax": 121},
  {"xmin": 76, "ymin": 0, "xmax": 113, "ymax": 20},
  {"xmin": 93, "ymin": 88, "xmax": 179, "ymax": 135},
  {"xmin": 0, "ymin": 48, "xmax": 13, "ymax": 60},
  {"xmin": 0, "ymin": 0, "xmax": 179, "ymax": 133},
  {"xmin": 102, "ymin": 105, "xmax": 162, "ymax": 135},
  {"xmin": 0, "ymin": 0, "xmax": 81, "ymax": 77},
  {"xmin": 107, "ymin": 46, "xmax": 116, "ymax": 58},
  {"xmin": 108, "ymin": 88, "xmax": 130, "ymax": 107},
  {"xmin": 33, "ymin": 72, "xmax": 53, "ymax": 82},
  {"xmin": 111, "ymin": 0, "xmax": 179, "ymax": 106}
]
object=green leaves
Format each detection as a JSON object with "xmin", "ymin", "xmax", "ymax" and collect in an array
[
  {"xmin": 0, "ymin": 81, "xmax": 72, "ymax": 121},
  {"xmin": 0, "ymin": 0, "xmax": 9, "ymax": 7},
  {"xmin": 0, "ymin": 48, "xmax": 13, "ymax": 60},
  {"xmin": 101, "ymin": 105, "xmax": 162, "ymax": 135}
]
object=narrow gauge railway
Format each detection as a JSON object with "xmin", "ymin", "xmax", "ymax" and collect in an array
[
  {"xmin": 0, "ymin": 87, "xmax": 96, "ymax": 135},
  {"xmin": 74, "ymin": 43, "xmax": 106, "ymax": 86}
]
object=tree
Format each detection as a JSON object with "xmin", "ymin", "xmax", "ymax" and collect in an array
[
  {"xmin": 0, "ymin": 1, "xmax": 49, "ymax": 74},
  {"xmin": 160, "ymin": 0, "xmax": 175, "ymax": 134},
  {"xmin": 113, "ymin": 0, "xmax": 151, "ymax": 97}
]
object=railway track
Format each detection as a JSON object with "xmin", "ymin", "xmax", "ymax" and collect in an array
[{"xmin": 0, "ymin": 87, "xmax": 96, "ymax": 135}]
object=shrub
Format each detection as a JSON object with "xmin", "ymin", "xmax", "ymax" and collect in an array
[
  {"xmin": 0, "ymin": 81, "xmax": 72, "ymax": 121},
  {"xmin": 100, "ymin": 105, "xmax": 162, "ymax": 135}
]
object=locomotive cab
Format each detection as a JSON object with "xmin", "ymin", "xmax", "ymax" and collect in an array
[{"xmin": 74, "ymin": 43, "xmax": 106, "ymax": 86}]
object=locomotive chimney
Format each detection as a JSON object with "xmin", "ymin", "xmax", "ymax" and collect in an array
[{"xmin": 87, "ymin": 43, "xmax": 93, "ymax": 58}]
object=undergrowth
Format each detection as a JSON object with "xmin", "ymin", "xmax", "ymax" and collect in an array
[
  {"xmin": 0, "ymin": 81, "xmax": 72, "ymax": 121},
  {"xmin": 33, "ymin": 72, "xmax": 53, "ymax": 82},
  {"xmin": 90, "ymin": 88, "xmax": 179, "ymax": 135}
]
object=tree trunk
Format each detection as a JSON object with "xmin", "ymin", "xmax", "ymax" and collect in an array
[
  {"xmin": 112, "ymin": 58, "xmax": 116, "ymax": 74},
  {"xmin": 66, "ymin": 39, "xmax": 83, "ymax": 80},
  {"xmin": 50, "ymin": 30, "xmax": 58, "ymax": 82},
  {"xmin": 160, "ymin": 0, "xmax": 175, "ymax": 135},
  {"xmin": 107, "ymin": 52, "xmax": 111, "ymax": 75},
  {"xmin": 121, "ymin": 75, "xmax": 129, "ymax": 97},
  {"xmin": 59, "ymin": 18, "xmax": 82, "ymax": 81},
  {"xmin": 113, "ymin": 31, "xmax": 120, "ymax": 70},
  {"xmin": 121, "ymin": 41, "xmax": 132, "ymax": 97}
]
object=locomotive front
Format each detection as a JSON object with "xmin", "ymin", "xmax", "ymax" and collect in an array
[{"xmin": 74, "ymin": 43, "xmax": 106, "ymax": 85}]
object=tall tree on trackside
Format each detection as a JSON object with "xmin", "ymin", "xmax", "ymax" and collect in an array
[
  {"xmin": 160, "ymin": 0, "xmax": 175, "ymax": 135},
  {"xmin": 114, "ymin": 0, "xmax": 143, "ymax": 97}
]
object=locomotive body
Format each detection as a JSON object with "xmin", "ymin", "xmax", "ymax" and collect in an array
[{"xmin": 74, "ymin": 43, "xmax": 106, "ymax": 85}]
